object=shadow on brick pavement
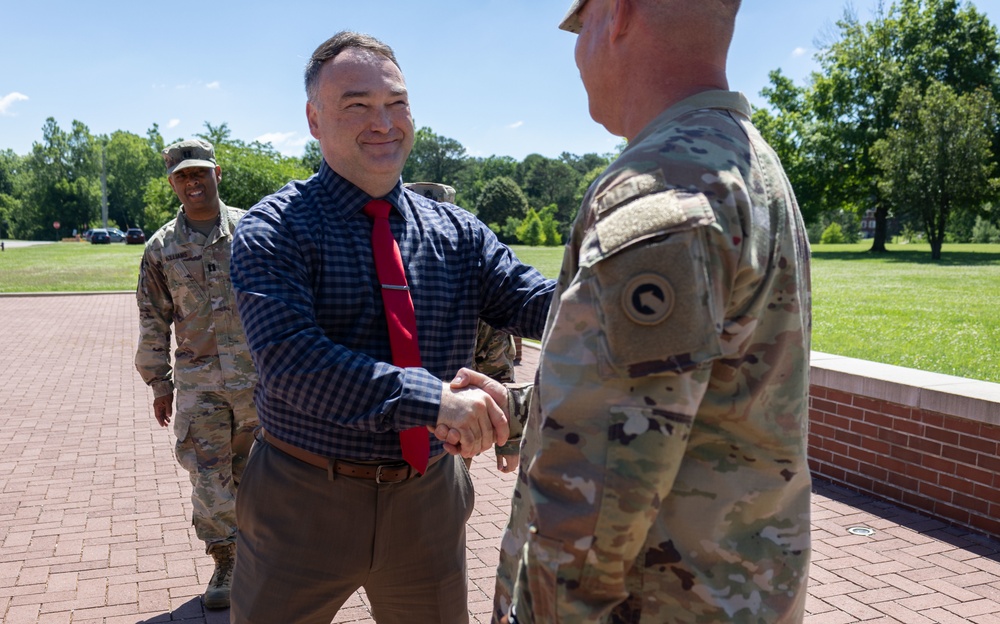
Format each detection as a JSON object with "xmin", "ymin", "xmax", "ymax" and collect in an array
[{"xmin": 1, "ymin": 293, "xmax": 998, "ymax": 623}]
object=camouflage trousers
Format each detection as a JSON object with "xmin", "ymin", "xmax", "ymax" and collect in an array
[
  {"xmin": 492, "ymin": 470, "xmax": 528, "ymax": 624},
  {"xmin": 174, "ymin": 387, "xmax": 258, "ymax": 551}
]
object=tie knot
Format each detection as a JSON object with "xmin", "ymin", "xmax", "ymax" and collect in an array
[{"xmin": 364, "ymin": 199, "xmax": 392, "ymax": 220}]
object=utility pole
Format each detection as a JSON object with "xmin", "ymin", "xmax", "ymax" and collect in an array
[{"xmin": 101, "ymin": 143, "xmax": 108, "ymax": 228}]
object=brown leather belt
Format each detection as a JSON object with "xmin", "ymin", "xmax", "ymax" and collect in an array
[{"xmin": 259, "ymin": 429, "xmax": 442, "ymax": 483}]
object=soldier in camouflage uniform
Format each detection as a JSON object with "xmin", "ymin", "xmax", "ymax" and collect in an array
[
  {"xmin": 456, "ymin": 1, "xmax": 814, "ymax": 622},
  {"xmin": 135, "ymin": 139, "xmax": 258, "ymax": 610},
  {"xmin": 405, "ymin": 182, "xmax": 523, "ymax": 473}
]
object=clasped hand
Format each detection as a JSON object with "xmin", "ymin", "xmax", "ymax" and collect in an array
[{"xmin": 430, "ymin": 368, "xmax": 510, "ymax": 458}]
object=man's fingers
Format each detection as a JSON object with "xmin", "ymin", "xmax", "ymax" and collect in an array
[
  {"xmin": 458, "ymin": 419, "xmax": 479, "ymax": 458},
  {"xmin": 449, "ymin": 368, "xmax": 470, "ymax": 389},
  {"xmin": 488, "ymin": 397, "xmax": 510, "ymax": 447},
  {"xmin": 452, "ymin": 368, "xmax": 507, "ymax": 410}
]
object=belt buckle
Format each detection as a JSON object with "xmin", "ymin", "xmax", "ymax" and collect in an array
[{"xmin": 375, "ymin": 463, "xmax": 411, "ymax": 484}]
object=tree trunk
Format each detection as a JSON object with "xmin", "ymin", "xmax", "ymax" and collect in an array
[
  {"xmin": 929, "ymin": 237, "xmax": 943, "ymax": 260},
  {"xmin": 869, "ymin": 203, "xmax": 889, "ymax": 253}
]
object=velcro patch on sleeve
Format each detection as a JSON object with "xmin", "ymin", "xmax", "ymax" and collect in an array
[
  {"xmin": 595, "ymin": 189, "xmax": 715, "ymax": 260},
  {"xmin": 595, "ymin": 170, "xmax": 668, "ymax": 216},
  {"xmin": 592, "ymin": 230, "xmax": 722, "ymax": 378}
]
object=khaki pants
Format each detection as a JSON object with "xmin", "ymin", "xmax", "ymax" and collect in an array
[{"xmin": 231, "ymin": 440, "xmax": 474, "ymax": 624}]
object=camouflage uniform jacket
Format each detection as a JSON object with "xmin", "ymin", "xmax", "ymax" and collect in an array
[
  {"xmin": 504, "ymin": 91, "xmax": 812, "ymax": 623},
  {"xmin": 135, "ymin": 202, "xmax": 257, "ymax": 433}
]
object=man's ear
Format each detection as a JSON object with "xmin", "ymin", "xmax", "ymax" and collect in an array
[
  {"xmin": 215, "ymin": 166, "xmax": 222, "ymax": 183},
  {"xmin": 306, "ymin": 101, "xmax": 321, "ymax": 139},
  {"xmin": 610, "ymin": 0, "xmax": 634, "ymax": 40}
]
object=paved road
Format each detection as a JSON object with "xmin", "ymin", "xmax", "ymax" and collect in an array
[
  {"xmin": 1, "ymin": 293, "xmax": 999, "ymax": 623},
  {"xmin": 0, "ymin": 240, "xmax": 57, "ymax": 249}
]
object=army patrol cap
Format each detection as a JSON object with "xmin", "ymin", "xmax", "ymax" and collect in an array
[
  {"xmin": 559, "ymin": 0, "xmax": 589, "ymax": 33},
  {"xmin": 404, "ymin": 182, "xmax": 456, "ymax": 203},
  {"xmin": 162, "ymin": 139, "xmax": 217, "ymax": 175}
]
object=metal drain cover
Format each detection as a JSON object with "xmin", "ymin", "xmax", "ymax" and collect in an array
[{"xmin": 848, "ymin": 526, "xmax": 875, "ymax": 536}]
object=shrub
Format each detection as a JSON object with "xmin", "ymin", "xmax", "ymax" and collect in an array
[{"xmin": 819, "ymin": 222, "xmax": 846, "ymax": 244}]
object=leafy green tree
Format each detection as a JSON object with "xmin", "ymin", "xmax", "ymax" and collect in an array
[
  {"xmin": 142, "ymin": 177, "xmax": 177, "ymax": 233},
  {"xmin": 559, "ymin": 152, "xmax": 611, "ymax": 177},
  {"xmin": 147, "ymin": 123, "xmax": 165, "ymax": 155},
  {"xmin": 873, "ymin": 81, "xmax": 997, "ymax": 259},
  {"xmin": 20, "ymin": 118, "xmax": 101, "ymax": 239},
  {"xmin": 539, "ymin": 204, "xmax": 563, "ymax": 247},
  {"xmin": 516, "ymin": 208, "xmax": 545, "ymax": 246},
  {"xmin": 517, "ymin": 154, "xmax": 579, "ymax": 223},
  {"xmin": 197, "ymin": 121, "xmax": 234, "ymax": 147},
  {"xmin": 752, "ymin": 70, "xmax": 827, "ymax": 224},
  {"xmin": 0, "ymin": 149, "xmax": 22, "ymax": 239},
  {"xmin": 456, "ymin": 154, "xmax": 519, "ymax": 209},
  {"xmin": 303, "ymin": 139, "xmax": 323, "ymax": 173},
  {"xmin": 500, "ymin": 216, "xmax": 522, "ymax": 244},
  {"xmin": 971, "ymin": 215, "xmax": 1000, "ymax": 242},
  {"xmin": 103, "ymin": 130, "xmax": 161, "ymax": 230},
  {"xmin": 215, "ymin": 142, "xmax": 311, "ymax": 210},
  {"xmin": 809, "ymin": 0, "xmax": 1000, "ymax": 253},
  {"xmin": 402, "ymin": 127, "xmax": 467, "ymax": 188},
  {"xmin": 475, "ymin": 176, "xmax": 529, "ymax": 229}
]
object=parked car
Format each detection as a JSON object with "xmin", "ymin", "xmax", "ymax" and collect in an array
[
  {"xmin": 90, "ymin": 228, "xmax": 111, "ymax": 244},
  {"xmin": 82, "ymin": 229, "xmax": 94, "ymax": 241},
  {"xmin": 106, "ymin": 228, "xmax": 126, "ymax": 243},
  {"xmin": 125, "ymin": 228, "xmax": 145, "ymax": 245}
]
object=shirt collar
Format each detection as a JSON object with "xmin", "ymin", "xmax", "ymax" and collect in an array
[{"xmin": 316, "ymin": 160, "xmax": 410, "ymax": 221}]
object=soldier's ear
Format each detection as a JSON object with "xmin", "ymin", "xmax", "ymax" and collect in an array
[{"xmin": 610, "ymin": 0, "xmax": 635, "ymax": 40}]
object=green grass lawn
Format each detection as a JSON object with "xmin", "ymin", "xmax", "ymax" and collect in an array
[
  {"xmin": 3, "ymin": 240, "xmax": 999, "ymax": 384},
  {"xmin": 0, "ymin": 242, "xmax": 144, "ymax": 293},
  {"xmin": 516, "ymin": 242, "xmax": 1000, "ymax": 384},
  {"xmin": 810, "ymin": 242, "xmax": 1000, "ymax": 383}
]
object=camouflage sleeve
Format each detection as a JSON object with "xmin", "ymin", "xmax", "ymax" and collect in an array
[
  {"xmin": 134, "ymin": 246, "xmax": 175, "ymax": 398},
  {"xmin": 510, "ymin": 199, "xmax": 722, "ymax": 621},
  {"xmin": 472, "ymin": 321, "xmax": 526, "ymax": 455},
  {"xmin": 473, "ymin": 320, "xmax": 516, "ymax": 384},
  {"xmin": 497, "ymin": 382, "xmax": 532, "ymax": 456}
]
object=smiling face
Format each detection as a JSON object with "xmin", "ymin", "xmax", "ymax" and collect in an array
[
  {"xmin": 305, "ymin": 47, "xmax": 415, "ymax": 197},
  {"xmin": 168, "ymin": 165, "xmax": 222, "ymax": 219}
]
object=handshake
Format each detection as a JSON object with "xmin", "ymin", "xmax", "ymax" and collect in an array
[{"xmin": 431, "ymin": 368, "xmax": 519, "ymax": 473}]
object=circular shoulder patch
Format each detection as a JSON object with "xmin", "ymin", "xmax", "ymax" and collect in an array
[{"xmin": 621, "ymin": 273, "xmax": 675, "ymax": 326}]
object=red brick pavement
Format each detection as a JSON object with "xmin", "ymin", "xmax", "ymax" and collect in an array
[{"xmin": 1, "ymin": 293, "xmax": 999, "ymax": 623}]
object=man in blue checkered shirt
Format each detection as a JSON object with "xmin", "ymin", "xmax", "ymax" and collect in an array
[{"xmin": 228, "ymin": 31, "xmax": 555, "ymax": 623}]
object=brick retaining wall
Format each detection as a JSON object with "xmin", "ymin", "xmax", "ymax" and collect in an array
[{"xmin": 808, "ymin": 352, "xmax": 1000, "ymax": 540}]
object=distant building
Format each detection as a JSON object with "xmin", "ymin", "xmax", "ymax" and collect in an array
[{"xmin": 859, "ymin": 208, "xmax": 899, "ymax": 239}]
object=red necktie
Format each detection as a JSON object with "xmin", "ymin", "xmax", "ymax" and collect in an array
[{"xmin": 363, "ymin": 199, "xmax": 430, "ymax": 474}]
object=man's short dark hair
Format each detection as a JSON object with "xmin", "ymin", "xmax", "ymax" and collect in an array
[{"xmin": 304, "ymin": 31, "xmax": 401, "ymax": 102}]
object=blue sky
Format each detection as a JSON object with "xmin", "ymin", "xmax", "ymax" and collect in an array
[{"xmin": 3, "ymin": 0, "xmax": 1000, "ymax": 161}]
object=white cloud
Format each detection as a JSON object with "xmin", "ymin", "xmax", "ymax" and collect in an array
[
  {"xmin": 255, "ymin": 131, "xmax": 294, "ymax": 144},
  {"xmin": 167, "ymin": 119, "xmax": 181, "ymax": 129},
  {"xmin": 508, "ymin": 121, "xmax": 524, "ymax": 129},
  {"xmin": 255, "ymin": 131, "xmax": 311, "ymax": 155},
  {"xmin": 0, "ymin": 92, "xmax": 29, "ymax": 115},
  {"xmin": 206, "ymin": 81, "xmax": 221, "ymax": 90},
  {"xmin": 792, "ymin": 47, "xmax": 807, "ymax": 57}
]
